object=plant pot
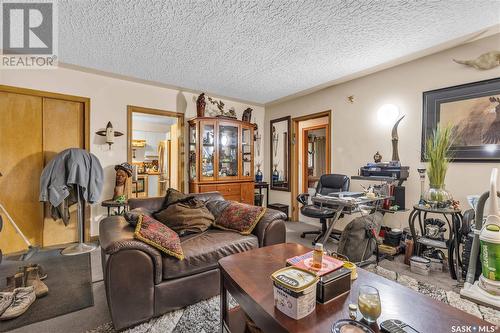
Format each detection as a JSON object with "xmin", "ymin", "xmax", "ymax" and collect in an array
[{"xmin": 424, "ymin": 185, "xmax": 452, "ymax": 208}]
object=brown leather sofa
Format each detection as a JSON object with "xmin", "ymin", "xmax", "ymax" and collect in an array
[{"xmin": 99, "ymin": 192, "xmax": 286, "ymax": 330}]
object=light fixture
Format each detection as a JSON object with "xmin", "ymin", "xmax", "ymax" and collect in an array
[
  {"xmin": 377, "ymin": 104, "xmax": 400, "ymax": 125},
  {"xmin": 96, "ymin": 122, "xmax": 123, "ymax": 148}
]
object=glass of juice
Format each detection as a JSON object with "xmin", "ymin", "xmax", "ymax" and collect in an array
[{"xmin": 358, "ymin": 285, "xmax": 381, "ymax": 324}]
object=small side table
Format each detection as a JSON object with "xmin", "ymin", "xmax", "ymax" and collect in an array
[
  {"xmin": 268, "ymin": 203, "xmax": 289, "ymax": 220},
  {"xmin": 254, "ymin": 182, "xmax": 269, "ymax": 206},
  {"xmin": 408, "ymin": 204, "xmax": 463, "ymax": 281},
  {"xmin": 101, "ymin": 200, "xmax": 128, "ymax": 216}
]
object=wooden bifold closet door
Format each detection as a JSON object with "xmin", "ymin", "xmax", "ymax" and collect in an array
[{"xmin": 0, "ymin": 89, "xmax": 87, "ymax": 254}]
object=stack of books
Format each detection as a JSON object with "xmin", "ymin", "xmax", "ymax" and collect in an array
[{"xmin": 286, "ymin": 251, "xmax": 344, "ymax": 276}]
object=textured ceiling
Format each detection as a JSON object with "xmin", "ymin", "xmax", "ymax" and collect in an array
[{"xmin": 58, "ymin": 1, "xmax": 500, "ymax": 104}]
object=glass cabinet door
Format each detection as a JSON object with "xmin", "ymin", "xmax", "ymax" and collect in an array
[
  {"xmin": 241, "ymin": 126, "xmax": 253, "ymax": 178},
  {"xmin": 218, "ymin": 123, "xmax": 239, "ymax": 178},
  {"xmin": 200, "ymin": 122, "xmax": 215, "ymax": 180},
  {"xmin": 189, "ymin": 123, "xmax": 197, "ymax": 181}
]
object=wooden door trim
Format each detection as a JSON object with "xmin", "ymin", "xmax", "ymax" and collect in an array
[
  {"xmin": 291, "ymin": 110, "xmax": 331, "ymax": 221},
  {"xmin": 0, "ymin": 84, "xmax": 91, "ymax": 242},
  {"xmin": 127, "ymin": 105, "xmax": 185, "ymax": 193},
  {"xmin": 301, "ymin": 124, "xmax": 331, "ymax": 193}
]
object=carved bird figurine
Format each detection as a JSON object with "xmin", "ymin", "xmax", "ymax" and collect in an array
[
  {"xmin": 483, "ymin": 97, "xmax": 500, "ymax": 144},
  {"xmin": 453, "ymin": 51, "xmax": 500, "ymax": 70}
]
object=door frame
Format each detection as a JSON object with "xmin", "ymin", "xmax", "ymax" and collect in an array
[
  {"xmin": 127, "ymin": 105, "xmax": 185, "ymax": 193},
  {"xmin": 291, "ymin": 110, "xmax": 331, "ymax": 221},
  {"xmin": 301, "ymin": 124, "xmax": 331, "ymax": 193},
  {"xmin": 0, "ymin": 84, "xmax": 91, "ymax": 242}
]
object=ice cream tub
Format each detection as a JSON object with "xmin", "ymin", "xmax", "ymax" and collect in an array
[{"xmin": 271, "ymin": 266, "xmax": 319, "ymax": 320}]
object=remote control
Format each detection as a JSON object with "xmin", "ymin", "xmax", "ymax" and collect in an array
[{"xmin": 380, "ymin": 319, "xmax": 420, "ymax": 333}]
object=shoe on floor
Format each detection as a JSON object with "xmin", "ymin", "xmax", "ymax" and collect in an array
[
  {"xmin": 18, "ymin": 264, "xmax": 47, "ymax": 281},
  {"xmin": 23, "ymin": 266, "xmax": 48, "ymax": 298},
  {"xmin": 0, "ymin": 286, "xmax": 36, "ymax": 320},
  {"xmin": 0, "ymin": 292, "xmax": 14, "ymax": 316},
  {"xmin": 3, "ymin": 273, "xmax": 24, "ymax": 293}
]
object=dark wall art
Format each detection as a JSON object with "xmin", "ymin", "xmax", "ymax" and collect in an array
[{"xmin": 422, "ymin": 78, "xmax": 500, "ymax": 162}]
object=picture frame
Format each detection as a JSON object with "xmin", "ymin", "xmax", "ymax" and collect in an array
[{"xmin": 421, "ymin": 78, "xmax": 500, "ymax": 162}]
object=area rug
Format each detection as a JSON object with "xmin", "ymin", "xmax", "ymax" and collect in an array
[
  {"xmin": 86, "ymin": 266, "xmax": 500, "ymax": 333},
  {"xmin": 0, "ymin": 249, "xmax": 94, "ymax": 332}
]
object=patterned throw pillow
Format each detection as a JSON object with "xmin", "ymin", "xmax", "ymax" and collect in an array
[
  {"xmin": 213, "ymin": 202, "xmax": 266, "ymax": 235},
  {"xmin": 134, "ymin": 215, "xmax": 184, "ymax": 260}
]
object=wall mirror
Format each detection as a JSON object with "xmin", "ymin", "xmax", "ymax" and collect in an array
[{"xmin": 270, "ymin": 116, "xmax": 291, "ymax": 191}]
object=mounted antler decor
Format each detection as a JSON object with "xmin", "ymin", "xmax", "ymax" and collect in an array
[{"xmin": 453, "ymin": 51, "xmax": 500, "ymax": 70}]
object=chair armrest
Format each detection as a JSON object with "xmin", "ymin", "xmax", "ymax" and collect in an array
[
  {"xmin": 297, "ymin": 193, "xmax": 310, "ymax": 206},
  {"xmin": 252, "ymin": 208, "xmax": 287, "ymax": 247},
  {"xmin": 99, "ymin": 216, "xmax": 163, "ymax": 284}
]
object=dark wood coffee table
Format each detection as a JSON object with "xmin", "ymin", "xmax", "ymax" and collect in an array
[{"xmin": 219, "ymin": 243, "xmax": 489, "ymax": 333}]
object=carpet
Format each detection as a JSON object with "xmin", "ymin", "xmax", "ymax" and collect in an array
[
  {"xmin": 0, "ymin": 249, "xmax": 94, "ymax": 332},
  {"xmin": 87, "ymin": 266, "xmax": 500, "ymax": 333}
]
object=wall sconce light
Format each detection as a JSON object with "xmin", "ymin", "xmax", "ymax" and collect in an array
[
  {"xmin": 377, "ymin": 104, "xmax": 400, "ymax": 125},
  {"xmin": 96, "ymin": 121, "xmax": 123, "ymax": 149}
]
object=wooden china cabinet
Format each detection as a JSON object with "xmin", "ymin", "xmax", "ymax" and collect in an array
[{"xmin": 188, "ymin": 117, "xmax": 255, "ymax": 205}]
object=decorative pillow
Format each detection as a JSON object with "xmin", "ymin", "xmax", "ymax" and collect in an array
[
  {"xmin": 161, "ymin": 188, "xmax": 194, "ymax": 209},
  {"xmin": 124, "ymin": 208, "xmax": 153, "ymax": 226},
  {"xmin": 154, "ymin": 198, "xmax": 214, "ymax": 236},
  {"xmin": 213, "ymin": 202, "xmax": 266, "ymax": 235},
  {"xmin": 134, "ymin": 215, "xmax": 184, "ymax": 259}
]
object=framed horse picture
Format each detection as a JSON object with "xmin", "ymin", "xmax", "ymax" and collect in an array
[{"xmin": 422, "ymin": 78, "xmax": 500, "ymax": 162}]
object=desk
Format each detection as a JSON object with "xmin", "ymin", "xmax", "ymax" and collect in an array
[
  {"xmin": 311, "ymin": 194, "xmax": 388, "ymax": 245},
  {"xmin": 254, "ymin": 182, "xmax": 269, "ymax": 206},
  {"xmin": 408, "ymin": 204, "xmax": 463, "ymax": 281}
]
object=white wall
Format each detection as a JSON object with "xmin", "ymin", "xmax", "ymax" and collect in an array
[
  {"xmin": 266, "ymin": 33, "xmax": 500, "ymax": 229},
  {"xmin": 0, "ymin": 67, "xmax": 264, "ymax": 235}
]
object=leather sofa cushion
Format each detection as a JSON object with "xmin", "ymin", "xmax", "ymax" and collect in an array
[{"xmin": 162, "ymin": 229, "xmax": 258, "ymax": 280}]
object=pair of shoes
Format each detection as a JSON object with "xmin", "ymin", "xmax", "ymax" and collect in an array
[
  {"xmin": 0, "ymin": 286, "xmax": 36, "ymax": 320},
  {"xmin": 18, "ymin": 264, "xmax": 47, "ymax": 281},
  {"xmin": 3, "ymin": 267, "xmax": 48, "ymax": 298},
  {"xmin": 0, "ymin": 292, "xmax": 14, "ymax": 316}
]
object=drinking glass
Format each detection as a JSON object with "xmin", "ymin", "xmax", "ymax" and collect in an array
[{"xmin": 358, "ymin": 285, "xmax": 381, "ymax": 324}]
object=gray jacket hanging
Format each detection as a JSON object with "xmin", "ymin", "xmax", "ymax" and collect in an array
[{"xmin": 39, "ymin": 148, "xmax": 103, "ymax": 225}]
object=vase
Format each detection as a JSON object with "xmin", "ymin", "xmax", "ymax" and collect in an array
[
  {"xmin": 272, "ymin": 166, "xmax": 279, "ymax": 182},
  {"xmin": 424, "ymin": 184, "xmax": 452, "ymax": 208},
  {"xmin": 255, "ymin": 168, "xmax": 263, "ymax": 182}
]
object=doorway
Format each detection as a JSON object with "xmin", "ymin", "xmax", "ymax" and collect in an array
[
  {"xmin": 291, "ymin": 110, "xmax": 331, "ymax": 221},
  {"xmin": 127, "ymin": 106, "xmax": 185, "ymax": 197}
]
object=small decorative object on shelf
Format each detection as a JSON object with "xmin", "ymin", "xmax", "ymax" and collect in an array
[
  {"xmin": 196, "ymin": 93, "xmax": 206, "ymax": 117},
  {"xmin": 424, "ymin": 125, "xmax": 454, "ymax": 208},
  {"xmin": 95, "ymin": 121, "xmax": 123, "ymax": 148},
  {"xmin": 391, "ymin": 115, "xmax": 405, "ymax": 162},
  {"xmin": 373, "ymin": 151, "xmax": 382, "ymax": 163},
  {"xmin": 242, "ymin": 108, "xmax": 252, "ymax": 122},
  {"xmin": 417, "ymin": 168, "xmax": 426, "ymax": 204},
  {"xmin": 255, "ymin": 162, "xmax": 263, "ymax": 182}
]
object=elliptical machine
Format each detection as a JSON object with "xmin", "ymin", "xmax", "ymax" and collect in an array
[{"xmin": 460, "ymin": 168, "xmax": 500, "ymax": 310}]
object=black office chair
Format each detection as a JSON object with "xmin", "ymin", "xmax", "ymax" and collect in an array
[{"xmin": 297, "ymin": 174, "xmax": 350, "ymax": 244}]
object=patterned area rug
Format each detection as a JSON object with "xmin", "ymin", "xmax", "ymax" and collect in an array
[{"xmin": 87, "ymin": 266, "xmax": 500, "ymax": 333}]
